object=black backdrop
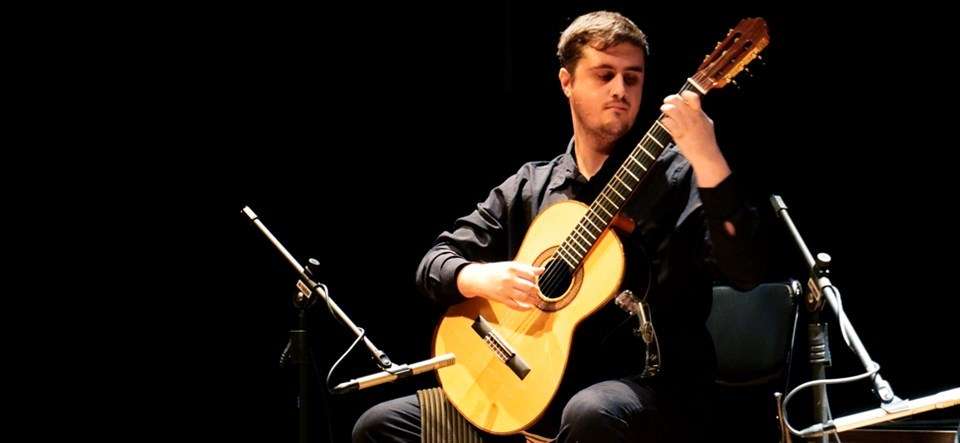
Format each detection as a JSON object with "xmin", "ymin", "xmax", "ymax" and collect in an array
[{"xmin": 234, "ymin": 3, "xmax": 958, "ymax": 441}]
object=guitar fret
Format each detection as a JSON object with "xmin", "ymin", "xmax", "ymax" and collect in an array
[
  {"xmin": 564, "ymin": 239, "xmax": 586, "ymax": 256},
  {"xmin": 628, "ymin": 156, "xmax": 648, "ymax": 172},
  {"xmin": 638, "ymin": 145, "xmax": 657, "ymax": 160},
  {"xmin": 559, "ymin": 243, "xmax": 582, "ymax": 263},
  {"xmin": 593, "ymin": 198, "xmax": 614, "ymax": 218},
  {"xmin": 647, "ymin": 132, "xmax": 666, "ymax": 151},
  {"xmin": 594, "ymin": 202, "xmax": 613, "ymax": 218},
  {"xmin": 606, "ymin": 184, "xmax": 625, "ymax": 201},
  {"xmin": 589, "ymin": 212, "xmax": 608, "ymax": 229},
  {"xmin": 616, "ymin": 170, "xmax": 638, "ymax": 187},
  {"xmin": 583, "ymin": 214, "xmax": 603, "ymax": 232},
  {"xmin": 568, "ymin": 233, "xmax": 590, "ymax": 253},
  {"xmin": 601, "ymin": 191, "xmax": 620, "ymax": 207},
  {"xmin": 576, "ymin": 223, "xmax": 597, "ymax": 242},
  {"xmin": 653, "ymin": 120, "xmax": 669, "ymax": 135},
  {"xmin": 612, "ymin": 174, "xmax": 633, "ymax": 193},
  {"xmin": 555, "ymin": 248, "xmax": 577, "ymax": 268},
  {"xmin": 565, "ymin": 236, "xmax": 587, "ymax": 256}
]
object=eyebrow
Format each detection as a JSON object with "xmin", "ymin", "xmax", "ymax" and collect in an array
[{"xmin": 591, "ymin": 64, "xmax": 644, "ymax": 73}]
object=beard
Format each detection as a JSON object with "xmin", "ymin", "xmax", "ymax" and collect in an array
[
  {"xmin": 598, "ymin": 116, "xmax": 632, "ymax": 140},
  {"xmin": 582, "ymin": 113, "xmax": 633, "ymax": 151},
  {"xmin": 570, "ymin": 96, "xmax": 636, "ymax": 150}
]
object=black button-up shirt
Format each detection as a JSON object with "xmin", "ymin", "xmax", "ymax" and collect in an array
[{"xmin": 417, "ymin": 137, "xmax": 766, "ymax": 381}]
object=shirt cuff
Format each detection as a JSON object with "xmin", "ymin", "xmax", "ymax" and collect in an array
[
  {"xmin": 698, "ymin": 173, "xmax": 740, "ymax": 221},
  {"xmin": 440, "ymin": 256, "xmax": 472, "ymax": 303}
]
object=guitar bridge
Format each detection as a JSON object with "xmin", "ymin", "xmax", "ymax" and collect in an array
[{"xmin": 472, "ymin": 315, "xmax": 531, "ymax": 380}]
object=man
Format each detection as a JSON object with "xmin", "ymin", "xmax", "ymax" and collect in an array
[{"xmin": 354, "ymin": 10, "xmax": 766, "ymax": 442}]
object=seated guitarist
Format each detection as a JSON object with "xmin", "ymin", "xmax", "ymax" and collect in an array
[{"xmin": 354, "ymin": 10, "xmax": 767, "ymax": 443}]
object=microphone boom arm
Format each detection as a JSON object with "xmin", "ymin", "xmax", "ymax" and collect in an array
[{"xmin": 243, "ymin": 206, "xmax": 393, "ymax": 369}]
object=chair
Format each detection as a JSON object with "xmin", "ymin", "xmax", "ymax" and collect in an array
[{"xmin": 705, "ymin": 280, "xmax": 802, "ymax": 441}]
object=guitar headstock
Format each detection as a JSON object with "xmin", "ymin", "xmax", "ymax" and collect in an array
[{"xmin": 694, "ymin": 18, "xmax": 769, "ymax": 92}]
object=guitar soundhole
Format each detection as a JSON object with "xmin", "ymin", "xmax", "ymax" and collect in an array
[{"xmin": 538, "ymin": 260, "xmax": 573, "ymax": 300}]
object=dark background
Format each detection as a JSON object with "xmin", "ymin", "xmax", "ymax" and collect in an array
[{"xmin": 233, "ymin": 3, "xmax": 958, "ymax": 441}]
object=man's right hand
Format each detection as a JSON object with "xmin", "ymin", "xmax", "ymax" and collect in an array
[{"xmin": 456, "ymin": 262, "xmax": 545, "ymax": 310}]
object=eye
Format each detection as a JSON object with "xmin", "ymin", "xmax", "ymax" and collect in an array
[
  {"xmin": 624, "ymin": 74, "xmax": 640, "ymax": 86},
  {"xmin": 597, "ymin": 71, "xmax": 615, "ymax": 82}
]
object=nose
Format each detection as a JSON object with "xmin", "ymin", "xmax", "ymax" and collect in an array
[{"xmin": 610, "ymin": 74, "xmax": 626, "ymax": 101}]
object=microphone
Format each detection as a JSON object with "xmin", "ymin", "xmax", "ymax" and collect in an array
[
  {"xmin": 797, "ymin": 387, "xmax": 960, "ymax": 437},
  {"xmin": 332, "ymin": 353, "xmax": 456, "ymax": 394}
]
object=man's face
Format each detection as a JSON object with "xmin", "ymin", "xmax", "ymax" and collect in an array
[{"xmin": 561, "ymin": 42, "xmax": 645, "ymax": 145}]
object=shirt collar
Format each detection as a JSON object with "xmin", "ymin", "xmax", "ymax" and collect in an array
[{"xmin": 548, "ymin": 137, "xmax": 585, "ymax": 191}]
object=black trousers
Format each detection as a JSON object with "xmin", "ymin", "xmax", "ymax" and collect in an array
[{"xmin": 352, "ymin": 375, "xmax": 713, "ymax": 442}]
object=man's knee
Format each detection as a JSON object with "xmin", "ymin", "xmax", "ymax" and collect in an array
[
  {"xmin": 560, "ymin": 380, "xmax": 651, "ymax": 439},
  {"xmin": 352, "ymin": 396, "xmax": 420, "ymax": 443},
  {"xmin": 562, "ymin": 386, "xmax": 615, "ymax": 426},
  {"xmin": 352, "ymin": 401, "xmax": 394, "ymax": 442}
]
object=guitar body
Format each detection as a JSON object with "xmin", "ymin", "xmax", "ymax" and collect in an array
[{"xmin": 433, "ymin": 200, "xmax": 625, "ymax": 434}]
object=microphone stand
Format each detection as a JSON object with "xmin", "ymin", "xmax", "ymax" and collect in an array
[
  {"xmin": 242, "ymin": 206, "xmax": 456, "ymax": 442},
  {"xmin": 243, "ymin": 206, "xmax": 395, "ymax": 443},
  {"xmin": 805, "ymin": 257, "xmax": 835, "ymax": 443},
  {"xmin": 770, "ymin": 195, "xmax": 906, "ymax": 441}
]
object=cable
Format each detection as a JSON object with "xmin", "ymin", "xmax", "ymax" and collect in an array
[
  {"xmin": 325, "ymin": 326, "xmax": 367, "ymax": 394},
  {"xmin": 781, "ymin": 364, "xmax": 879, "ymax": 438}
]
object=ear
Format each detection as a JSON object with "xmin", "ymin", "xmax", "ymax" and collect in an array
[{"xmin": 559, "ymin": 67, "xmax": 573, "ymax": 98}]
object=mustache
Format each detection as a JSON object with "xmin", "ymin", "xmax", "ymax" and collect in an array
[{"xmin": 604, "ymin": 98, "xmax": 630, "ymax": 109}]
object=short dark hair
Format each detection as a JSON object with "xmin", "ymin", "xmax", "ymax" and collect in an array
[{"xmin": 557, "ymin": 11, "xmax": 649, "ymax": 72}]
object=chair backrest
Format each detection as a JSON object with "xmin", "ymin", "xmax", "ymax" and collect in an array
[{"xmin": 706, "ymin": 280, "xmax": 801, "ymax": 387}]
